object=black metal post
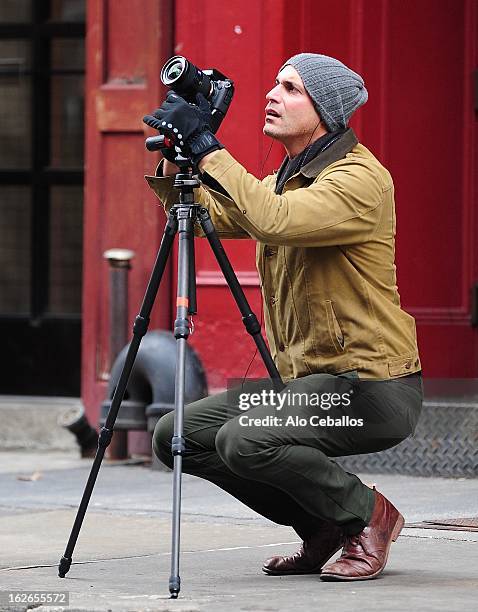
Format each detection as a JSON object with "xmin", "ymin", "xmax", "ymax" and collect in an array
[{"xmin": 103, "ymin": 248, "xmax": 135, "ymax": 460}]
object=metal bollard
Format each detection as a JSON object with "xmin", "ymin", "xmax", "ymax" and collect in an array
[{"xmin": 103, "ymin": 248, "xmax": 135, "ymax": 460}]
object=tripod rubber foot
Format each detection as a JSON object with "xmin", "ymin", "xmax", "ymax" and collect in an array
[
  {"xmin": 58, "ymin": 556, "xmax": 72, "ymax": 578},
  {"xmin": 169, "ymin": 575, "xmax": 180, "ymax": 598}
]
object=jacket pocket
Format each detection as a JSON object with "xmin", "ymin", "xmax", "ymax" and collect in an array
[{"xmin": 325, "ymin": 300, "xmax": 346, "ymax": 353}]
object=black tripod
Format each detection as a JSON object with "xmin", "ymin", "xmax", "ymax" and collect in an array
[{"xmin": 58, "ymin": 156, "xmax": 284, "ymax": 598}]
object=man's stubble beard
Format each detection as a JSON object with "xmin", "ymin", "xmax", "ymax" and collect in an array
[
  {"xmin": 263, "ymin": 122, "xmax": 288, "ymax": 145},
  {"xmin": 263, "ymin": 124, "xmax": 277, "ymax": 138},
  {"xmin": 263, "ymin": 123, "xmax": 315, "ymax": 154}
]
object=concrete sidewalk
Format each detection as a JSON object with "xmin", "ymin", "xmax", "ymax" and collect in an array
[{"xmin": 0, "ymin": 451, "xmax": 477, "ymax": 612}]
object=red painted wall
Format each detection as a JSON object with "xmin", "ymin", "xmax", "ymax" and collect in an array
[{"xmin": 83, "ymin": 0, "xmax": 478, "ymax": 422}]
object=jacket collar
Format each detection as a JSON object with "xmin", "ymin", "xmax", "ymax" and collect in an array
[{"xmin": 299, "ymin": 127, "xmax": 358, "ymax": 179}]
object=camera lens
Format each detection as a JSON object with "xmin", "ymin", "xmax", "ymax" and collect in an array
[
  {"xmin": 166, "ymin": 64, "xmax": 182, "ymax": 80},
  {"xmin": 161, "ymin": 57, "xmax": 187, "ymax": 85},
  {"xmin": 160, "ymin": 55, "xmax": 211, "ymax": 99}
]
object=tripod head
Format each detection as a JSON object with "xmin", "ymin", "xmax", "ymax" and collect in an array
[{"xmin": 173, "ymin": 166, "xmax": 201, "ymax": 192}]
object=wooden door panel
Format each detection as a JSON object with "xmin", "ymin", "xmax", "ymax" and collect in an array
[{"xmin": 82, "ymin": 0, "xmax": 173, "ymax": 417}]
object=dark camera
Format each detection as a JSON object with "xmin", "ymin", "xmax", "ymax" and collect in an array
[{"xmin": 160, "ymin": 55, "xmax": 234, "ymax": 133}]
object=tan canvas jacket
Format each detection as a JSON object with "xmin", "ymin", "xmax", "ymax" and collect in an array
[{"xmin": 145, "ymin": 128, "xmax": 421, "ymax": 381}]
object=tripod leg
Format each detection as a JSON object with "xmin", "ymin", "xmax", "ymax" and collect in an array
[
  {"xmin": 188, "ymin": 229, "xmax": 197, "ymax": 316},
  {"xmin": 198, "ymin": 208, "xmax": 284, "ymax": 390},
  {"xmin": 58, "ymin": 213, "xmax": 178, "ymax": 578},
  {"xmin": 169, "ymin": 209, "xmax": 193, "ymax": 598}
]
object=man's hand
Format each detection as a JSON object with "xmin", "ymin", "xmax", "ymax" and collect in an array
[{"xmin": 149, "ymin": 92, "xmax": 223, "ymax": 164}]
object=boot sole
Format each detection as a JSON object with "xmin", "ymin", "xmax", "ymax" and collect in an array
[
  {"xmin": 262, "ymin": 544, "xmax": 344, "ymax": 576},
  {"xmin": 319, "ymin": 513, "xmax": 405, "ymax": 582}
]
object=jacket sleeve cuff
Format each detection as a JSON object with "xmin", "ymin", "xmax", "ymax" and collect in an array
[{"xmin": 144, "ymin": 172, "xmax": 176, "ymax": 208}]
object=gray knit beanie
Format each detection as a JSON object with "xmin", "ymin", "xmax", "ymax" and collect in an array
[{"xmin": 280, "ymin": 53, "xmax": 368, "ymax": 132}]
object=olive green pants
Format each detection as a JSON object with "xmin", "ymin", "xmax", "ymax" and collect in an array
[{"xmin": 153, "ymin": 371, "xmax": 423, "ymax": 537}]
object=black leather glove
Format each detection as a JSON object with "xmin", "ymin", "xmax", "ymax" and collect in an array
[
  {"xmin": 150, "ymin": 92, "xmax": 223, "ymax": 164},
  {"xmin": 142, "ymin": 114, "xmax": 178, "ymax": 163}
]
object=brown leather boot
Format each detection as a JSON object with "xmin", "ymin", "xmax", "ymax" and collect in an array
[
  {"xmin": 262, "ymin": 522, "xmax": 344, "ymax": 575},
  {"xmin": 320, "ymin": 488, "xmax": 404, "ymax": 581}
]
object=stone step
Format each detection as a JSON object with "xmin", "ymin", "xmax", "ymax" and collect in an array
[{"xmin": 0, "ymin": 396, "xmax": 82, "ymax": 452}]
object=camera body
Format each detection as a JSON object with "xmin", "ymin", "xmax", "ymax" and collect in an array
[{"xmin": 160, "ymin": 56, "xmax": 234, "ymax": 133}]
